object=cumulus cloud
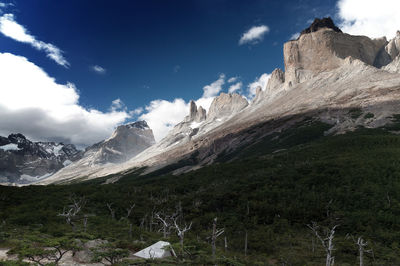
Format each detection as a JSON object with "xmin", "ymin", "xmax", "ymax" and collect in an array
[
  {"xmin": 202, "ymin": 74, "xmax": 225, "ymax": 98},
  {"xmin": 92, "ymin": 65, "xmax": 106, "ymax": 74},
  {"xmin": 227, "ymin": 76, "xmax": 238, "ymax": 83},
  {"xmin": 139, "ymin": 99, "xmax": 188, "ymax": 141},
  {"xmin": 0, "ymin": 14, "xmax": 69, "ymax": 67},
  {"xmin": 110, "ymin": 98, "xmax": 127, "ymax": 112},
  {"xmin": 130, "ymin": 107, "xmax": 144, "ymax": 116},
  {"xmin": 247, "ymin": 73, "xmax": 271, "ymax": 98},
  {"xmin": 228, "ymin": 82, "xmax": 242, "ymax": 93},
  {"xmin": 139, "ymin": 75, "xmax": 227, "ymax": 141},
  {"xmin": 337, "ymin": 0, "xmax": 400, "ymax": 39},
  {"xmin": 0, "ymin": 52, "xmax": 130, "ymax": 147},
  {"xmin": 239, "ymin": 25, "xmax": 269, "ymax": 45}
]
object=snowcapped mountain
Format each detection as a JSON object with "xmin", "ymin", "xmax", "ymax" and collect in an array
[
  {"xmin": 0, "ymin": 133, "xmax": 82, "ymax": 184},
  {"xmin": 34, "ymin": 18, "xmax": 400, "ymax": 184},
  {"xmin": 40, "ymin": 121, "xmax": 155, "ymax": 183}
]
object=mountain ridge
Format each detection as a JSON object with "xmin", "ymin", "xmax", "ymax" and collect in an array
[{"xmin": 35, "ymin": 18, "xmax": 400, "ymax": 184}]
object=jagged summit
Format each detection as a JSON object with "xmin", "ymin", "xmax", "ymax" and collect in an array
[
  {"xmin": 300, "ymin": 17, "xmax": 342, "ymax": 37},
  {"xmin": 207, "ymin": 93, "xmax": 248, "ymax": 120},
  {"xmin": 0, "ymin": 133, "xmax": 82, "ymax": 184},
  {"xmin": 39, "ymin": 24, "xmax": 400, "ymax": 185},
  {"xmin": 85, "ymin": 120, "xmax": 155, "ymax": 164},
  {"xmin": 187, "ymin": 101, "xmax": 207, "ymax": 122},
  {"xmin": 124, "ymin": 120, "xmax": 150, "ymax": 130}
]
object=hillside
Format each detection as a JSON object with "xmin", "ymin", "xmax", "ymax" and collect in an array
[
  {"xmin": 2, "ymin": 122, "xmax": 400, "ymax": 264},
  {"xmin": 40, "ymin": 18, "xmax": 400, "ymax": 185}
]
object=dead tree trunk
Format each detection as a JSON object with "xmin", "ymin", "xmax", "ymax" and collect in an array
[
  {"xmin": 172, "ymin": 216, "xmax": 192, "ymax": 251},
  {"xmin": 58, "ymin": 196, "xmax": 86, "ymax": 231},
  {"xmin": 106, "ymin": 203, "xmax": 115, "ymax": 220},
  {"xmin": 224, "ymin": 236, "xmax": 228, "ymax": 252},
  {"xmin": 211, "ymin": 217, "xmax": 224, "ymax": 259},
  {"xmin": 244, "ymin": 231, "xmax": 248, "ymax": 257},
  {"xmin": 307, "ymin": 222, "xmax": 338, "ymax": 266},
  {"xmin": 155, "ymin": 212, "xmax": 174, "ymax": 238}
]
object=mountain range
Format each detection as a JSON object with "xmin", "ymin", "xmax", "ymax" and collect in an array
[{"xmin": 2, "ymin": 17, "xmax": 400, "ymax": 185}]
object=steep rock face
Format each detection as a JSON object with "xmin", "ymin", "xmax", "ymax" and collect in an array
[
  {"xmin": 187, "ymin": 101, "xmax": 207, "ymax": 122},
  {"xmin": 85, "ymin": 121, "xmax": 155, "ymax": 164},
  {"xmin": 38, "ymin": 20, "xmax": 400, "ymax": 185},
  {"xmin": 265, "ymin": 68, "xmax": 285, "ymax": 96},
  {"xmin": 284, "ymin": 18, "xmax": 388, "ymax": 86},
  {"xmin": 207, "ymin": 93, "xmax": 248, "ymax": 120},
  {"xmin": 386, "ymin": 31, "xmax": 400, "ymax": 60},
  {"xmin": 0, "ymin": 134, "xmax": 82, "ymax": 184}
]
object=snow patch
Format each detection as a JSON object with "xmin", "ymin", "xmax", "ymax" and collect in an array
[
  {"xmin": 63, "ymin": 160, "xmax": 72, "ymax": 166},
  {"xmin": 189, "ymin": 121, "xmax": 203, "ymax": 129},
  {"xmin": 0, "ymin": 143, "xmax": 21, "ymax": 151},
  {"xmin": 20, "ymin": 172, "xmax": 53, "ymax": 182}
]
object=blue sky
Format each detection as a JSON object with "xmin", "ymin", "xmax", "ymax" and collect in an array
[{"xmin": 0, "ymin": 0, "xmax": 399, "ymax": 145}]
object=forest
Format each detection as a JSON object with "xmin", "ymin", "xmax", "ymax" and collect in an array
[{"xmin": 1, "ymin": 119, "xmax": 400, "ymax": 265}]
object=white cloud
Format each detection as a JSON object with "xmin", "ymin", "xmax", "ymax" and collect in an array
[
  {"xmin": 0, "ymin": 52, "xmax": 130, "ymax": 147},
  {"xmin": 92, "ymin": 65, "xmax": 106, "ymax": 74},
  {"xmin": 110, "ymin": 98, "xmax": 126, "ymax": 112},
  {"xmin": 227, "ymin": 76, "xmax": 238, "ymax": 83},
  {"xmin": 247, "ymin": 73, "xmax": 271, "ymax": 98},
  {"xmin": 130, "ymin": 107, "xmax": 144, "ymax": 116},
  {"xmin": 239, "ymin": 25, "xmax": 269, "ymax": 45},
  {"xmin": 139, "ymin": 75, "xmax": 227, "ymax": 141},
  {"xmin": 202, "ymin": 74, "xmax": 225, "ymax": 98},
  {"xmin": 290, "ymin": 32, "xmax": 300, "ymax": 40},
  {"xmin": 0, "ymin": 14, "xmax": 69, "ymax": 67},
  {"xmin": 337, "ymin": 0, "xmax": 400, "ymax": 39},
  {"xmin": 139, "ymin": 99, "xmax": 189, "ymax": 141},
  {"xmin": 228, "ymin": 82, "xmax": 242, "ymax": 93}
]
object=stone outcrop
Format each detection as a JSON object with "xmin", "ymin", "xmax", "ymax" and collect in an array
[
  {"xmin": 386, "ymin": 31, "xmax": 400, "ymax": 60},
  {"xmin": 266, "ymin": 68, "xmax": 285, "ymax": 94},
  {"xmin": 300, "ymin": 17, "xmax": 342, "ymax": 37},
  {"xmin": 284, "ymin": 18, "xmax": 389, "ymax": 86},
  {"xmin": 86, "ymin": 121, "xmax": 155, "ymax": 164},
  {"xmin": 187, "ymin": 100, "xmax": 207, "ymax": 122},
  {"xmin": 207, "ymin": 93, "xmax": 249, "ymax": 120}
]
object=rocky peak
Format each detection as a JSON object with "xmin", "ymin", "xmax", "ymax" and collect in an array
[
  {"xmin": 124, "ymin": 120, "xmax": 150, "ymax": 130},
  {"xmin": 186, "ymin": 100, "xmax": 207, "ymax": 122},
  {"xmin": 196, "ymin": 106, "xmax": 207, "ymax": 122},
  {"xmin": 189, "ymin": 101, "xmax": 197, "ymax": 121},
  {"xmin": 86, "ymin": 120, "xmax": 156, "ymax": 164},
  {"xmin": 266, "ymin": 68, "xmax": 285, "ymax": 93},
  {"xmin": 207, "ymin": 93, "xmax": 248, "ymax": 120},
  {"xmin": 8, "ymin": 133, "xmax": 27, "ymax": 144},
  {"xmin": 284, "ymin": 18, "xmax": 389, "ymax": 86},
  {"xmin": 300, "ymin": 17, "xmax": 342, "ymax": 37}
]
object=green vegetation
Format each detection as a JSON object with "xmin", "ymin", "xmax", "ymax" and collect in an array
[
  {"xmin": 348, "ymin": 107, "xmax": 363, "ymax": 119},
  {"xmin": 1, "ymin": 121, "xmax": 400, "ymax": 264},
  {"xmin": 364, "ymin": 112, "xmax": 374, "ymax": 119}
]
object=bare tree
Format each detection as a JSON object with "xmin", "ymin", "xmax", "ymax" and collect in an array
[
  {"xmin": 210, "ymin": 217, "xmax": 224, "ymax": 259},
  {"xmin": 172, "ymin": 216, "xmax": 192, "ymax": 250},
  {"xmin": 58, "ymin": 196, "xmax": 86, "ymax": 231},
  {"xmin": 307, "ymin": 222, "xmax": 339, "ymax": 266},
  {"xmin": 346, "ymin": 235, "xmax": 373, "ymax": 266},
  {"xmin": 106, "ymin": 203, "xmax": 116, "ymax": 220},
  {"xmin": 125, "ymin": 203, "xmax": 135, "ymax": 219},
  {"xmin": 155, "ymin": 212, "xmax": 176, "ymax": 238}
]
